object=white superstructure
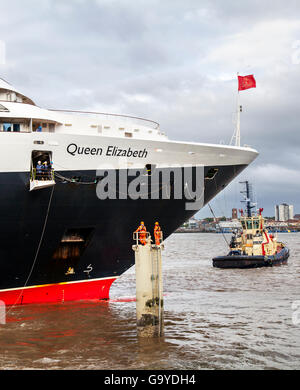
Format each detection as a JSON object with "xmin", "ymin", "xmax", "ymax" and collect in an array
[{"xmin": 0, "ymin": 77, "xmax": 258, "ymax": 176}]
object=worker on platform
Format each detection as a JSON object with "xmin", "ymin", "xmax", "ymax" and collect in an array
[
  {"xmin": 135, "ymin": 221, "xmax": 147, "ymax": 245},
  {"xmin": 154, "ymin": 221, "xmax": 161, "ymax": 246},
  {"xmin": 36, "ymin": 161, "xmax": 43, "ymax": 180},
  {"xmin": 42, "ymin": 161, "xmax": 49, "ymax": 180}
]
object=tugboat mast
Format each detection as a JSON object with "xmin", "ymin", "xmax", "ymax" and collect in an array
[{"xmin": 239, "ymin": 181, "xmax": 255, "ymax": 217}]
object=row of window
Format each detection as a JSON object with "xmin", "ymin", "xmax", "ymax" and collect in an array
[
  {"xmin": 241, "ymin": 220, "xmax": 261, "ymax": 230},
  {"xmin": 0, "ymin": 121, "xmax": 159, "ymax": 138},
  {"xmin": 0, "ymin": 122, "xmax": 140, "ymax": 137},
  {"xmin": 0, "ymin": 122, "xmax": 55, "ymax": 132}
]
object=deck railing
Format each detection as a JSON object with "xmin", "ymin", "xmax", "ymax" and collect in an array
[
  {"xmin": 48, "ymin": 109, "xmax": 160, "ymax": 130},
  {"xmin": 31, "ymin": 167, "xmax": 55, "ymax": 181}
]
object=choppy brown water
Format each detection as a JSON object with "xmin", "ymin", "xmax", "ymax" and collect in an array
[{"xmin": 0, "ymin": 233, "xmax": 299, "ymax": 370}]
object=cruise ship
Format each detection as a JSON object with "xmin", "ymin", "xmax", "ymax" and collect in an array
[{"xmin": 0, "ymin": 77, "xmax": 258, "ymax": 305}]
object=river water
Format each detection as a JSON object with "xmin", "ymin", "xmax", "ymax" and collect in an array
[{"xmin": 0, "ymin": 233, "xmax": 299, "ymax": 370}]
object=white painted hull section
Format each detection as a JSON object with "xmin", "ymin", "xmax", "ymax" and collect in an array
[{"xmin": 0, "ymin": 132, "xmax": 258, "ymax": 173}]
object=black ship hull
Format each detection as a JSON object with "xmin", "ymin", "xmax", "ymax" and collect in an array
[
  {"xmin": 212, "ymin": 247, "xmax": 289, "ymax": 269},
  {"xmin": 0, "ymin": 164, "xmax": 246, "ymax": 305}
]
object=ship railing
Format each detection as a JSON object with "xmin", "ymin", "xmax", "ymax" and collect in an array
[
  {"xmin": 132, "ymin": 231, "xmax": 164, "ymax": 246},
  {"xmin": 31, "ymin": 167, "xmax": 55, "ymax": 181},
  {"xmin": 133, "ymin": 231, "xmax": 151, "ymax": 246},
  {"xmin": 48, "ymin": 109, "xmax": 160, "ymax": 130}
]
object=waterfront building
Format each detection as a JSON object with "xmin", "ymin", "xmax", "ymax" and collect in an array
[
  {"xmin": 232, "ymin": 208, "xmax": 238, "ymax": 220},
  {"xmin": 275, "ymin": 203, "xmax": 294, "ymax": 221}
]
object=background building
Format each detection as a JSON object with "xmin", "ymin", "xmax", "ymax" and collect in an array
[
  {"xmin": 186, "ymin": 218, "xmax": 199, "ymax": 229},
  {"xmin": 232, "ymin": 208, "xmax": 238, "ymax": 220},
  {"xmin": 275, "ymin": 203, "xmax": 294, "ymax": 221},
  {"xmin": 289, "ymin": 205, "xmax": 294, "ymax": 220},
  {"xmin": 218, "ymin": 220, "xmax": 242, "ymax": 233}
]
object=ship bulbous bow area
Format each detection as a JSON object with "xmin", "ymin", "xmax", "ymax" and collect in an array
[{"xmin": 0, "ymin": 162, "xmax": 249, "ymax": 305}]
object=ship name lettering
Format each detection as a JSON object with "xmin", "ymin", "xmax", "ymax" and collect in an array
[
  {"xmin": 67, "ymin": 143, "xmax": 103, "ymax": 156},
  {"xmin": 67, "ymin": 143, "xmax": 148, "ymax": 159},
  {"xmin": 106, "ymin": 146, "xmax": 148, "ymax": 158}
]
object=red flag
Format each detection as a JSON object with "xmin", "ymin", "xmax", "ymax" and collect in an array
[{"xmin": 238, "ymin": 74, "xmax": 256, "ymax": 91}]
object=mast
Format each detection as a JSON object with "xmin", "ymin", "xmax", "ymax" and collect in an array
[
  {"xmin": 240, "ymin": 180, "xmax": 254, "ymax": 217},
  {"xmin": 236, "ymin": 91, "xmax": 241, "ymax": 147},
  {"xmin": 230, "ymin": 72, "xmax": 242, "ymax": 147}
]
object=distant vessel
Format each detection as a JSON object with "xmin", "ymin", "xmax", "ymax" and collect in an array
[
  {"xmin": 213, "ymin": 181, "xmax": 289, "ymax": 268},
  {"xmin": 0, "ymin": 77, "xmax": 258, "ymax": 304}
]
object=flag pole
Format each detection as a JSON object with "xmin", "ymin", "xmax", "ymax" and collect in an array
[
  {"xmin": 231, "ymin": 73, "xmax": 255, "ymax": 146},
  {"xmin": 230, "ymin": 72, "xmax": 241, "ymax": 147},
  {"xmin": 236, "ymin": 72, "xmax": 241, "ymax": 147}
]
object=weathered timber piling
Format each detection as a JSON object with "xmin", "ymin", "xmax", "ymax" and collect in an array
[{"xmin": 132, "ymin": 232, "xmax": 164, "ymax": 337}]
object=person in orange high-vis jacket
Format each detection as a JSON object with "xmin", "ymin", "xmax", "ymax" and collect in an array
[
  {"xmin": 154, "ymin": 222, "xmax": 161, "ymax": 246},
  {"xmin": 135, "ymin": 221, "xmax": 147, "ymax": 245}
]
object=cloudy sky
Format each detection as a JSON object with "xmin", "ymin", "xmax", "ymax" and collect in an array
[{"xmin": 0, "ymin": 0, "xmax": 300, "ymax": 217}]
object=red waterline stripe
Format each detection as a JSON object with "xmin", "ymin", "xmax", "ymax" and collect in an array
[
  {"xmin": 109, "ymin": 296, "xmax": 137, "ymax": 303},
  {"xmin": 0, "ymin": 278, "xmax": 117, "ymax": 306}
]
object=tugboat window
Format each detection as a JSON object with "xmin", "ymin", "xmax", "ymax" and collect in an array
[
  {"xmin": 253, "ymin": 220, "xmax": 259, "ymax": 229},
  {"xmin": 246, "ymin": 220, "xmax": 253, "ymax": 229},
  {"xmin": 242, "ymin": 221, "xmax": 247, "ymax": 229}
]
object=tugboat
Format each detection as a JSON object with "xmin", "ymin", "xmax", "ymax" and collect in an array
[{"xmin": 213, "ymin": 181, "xmax": 289, "ymax": 268}]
